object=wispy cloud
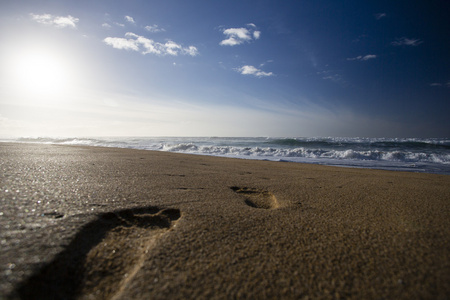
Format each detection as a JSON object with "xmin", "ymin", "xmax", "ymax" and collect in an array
[
  {"xmin": 391, "ymin": 37, "xmax": 423, "ymax": 46},
  {"xmin": 30, "ymin": 13, "xmax": 79, "ymax": 29},
  {"xmin": 430, "ymin": 81, "xmax": 450, "ymax": 87},
  {"xmin": 102, "ymin": 23, "xmax": 111, "ymax": 29},
  {"xmin": 125, "ymin": 15, "xmax": 135, "ymax": 24},
  {"xmin": 322, "ymin": 74, "xmax": 342, "ymax": 82},
  {"xmin": 220, "ymin": 24, "xmax": 261, "ymax": 46},
  {"xmin": 352, "ymin": 34, "xmax": 368, "ymax": 44},
  {"xmin": 374, "ymin": 13, "xmax": 386, "ymax": 20},
  {"xmin": 103, "ymin": 32, "xmax": 198, "ymax": 56},
  {"xmin": 259, "ymin": 60, "xmax": 274, "ymax": 68},
  {"xmin": 347, "ymin": 54, "xmax": 377, "ymax": 61},
  {"xmin": 235, "ymin": 65, "xmax": 273, "ymax": 77},
  {"xmin": 318, "ymin": 70, "xmax": 345, "ymax": 84},
  {"xmin": 145, "ymin": 24, "xmax": 166, "ymax": 33}
]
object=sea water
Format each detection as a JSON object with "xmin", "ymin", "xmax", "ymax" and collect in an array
[{"xmin": 3, "ymin": 136, "xmax": 450, "ymax": 175}]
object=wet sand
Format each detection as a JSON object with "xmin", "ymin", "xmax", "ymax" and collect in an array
[{"xmin": 1, "ymin": 142, "xmax": 449, "ymax": 299}]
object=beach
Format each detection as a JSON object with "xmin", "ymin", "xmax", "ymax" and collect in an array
[{"xmin": 1, "ymin": 142, "xmax": 449, "ymax": 299}]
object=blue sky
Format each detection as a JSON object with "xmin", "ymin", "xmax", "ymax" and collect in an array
[{"xmin": 0, "ymin": 0, "xmax": 449, "ymax": 137}]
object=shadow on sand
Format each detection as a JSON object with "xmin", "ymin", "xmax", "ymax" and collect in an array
[{"xmin": 13, "ymin": 206, "xmax": 180, "ymax": 300}]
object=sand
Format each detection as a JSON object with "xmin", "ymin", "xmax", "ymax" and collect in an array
[{"xmin": 0, "ymin": 142, "xmax": 449, "ymax": 299}]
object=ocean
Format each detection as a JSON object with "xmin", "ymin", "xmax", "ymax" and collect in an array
[{"xmin": 3, "ymin": 136, "xmax": 450, "ymax": 175}]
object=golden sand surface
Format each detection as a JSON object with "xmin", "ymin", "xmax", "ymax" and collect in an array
[{"xmin": 1, "ymin": 143, "xmax": 449, "ymax": 299}]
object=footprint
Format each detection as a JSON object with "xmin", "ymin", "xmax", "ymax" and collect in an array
[
  {"xmin": 230, "ymin": 186, "xmax": 279, "ymax": 209},
  {"xmin": 14, "ymin": 207, "xmax": 181, "ymax": 300}
]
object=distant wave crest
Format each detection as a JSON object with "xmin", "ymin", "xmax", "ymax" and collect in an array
[
  {"xmin": 160, "ymin": 143, "xmax": 450, "ymax": 164},
  {"xmin": 3, "ymin": 136, "xmax": 449, "ymax": 173}
]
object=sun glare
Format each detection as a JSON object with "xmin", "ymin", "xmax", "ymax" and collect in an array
[{"xmin": 9, "ymin": 48, "xmax": 75, "ymax": 98}]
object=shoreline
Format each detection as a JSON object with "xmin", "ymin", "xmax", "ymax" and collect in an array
[
  {"xmin": 1, "ymin": 142, "xmax": 449, "ymax": 299},
  {"xmin": 1, "ymin": 140, "xmax": 449, "ymax": 175}
]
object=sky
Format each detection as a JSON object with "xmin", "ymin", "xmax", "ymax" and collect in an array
[{"xmin": 0, "ymin": 0, "xmax": 449, "ymax": 138}]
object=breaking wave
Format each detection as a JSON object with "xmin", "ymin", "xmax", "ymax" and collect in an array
[{"xmin": 3, "ymin": 136, "xmax": 449, "ymax": 174}]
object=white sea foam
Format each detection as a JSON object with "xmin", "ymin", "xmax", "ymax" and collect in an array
[{"xmin": 2, "ymin": 136, "xmax": 449, "ymax": 174}]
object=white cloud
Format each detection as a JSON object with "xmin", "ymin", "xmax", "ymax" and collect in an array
[
  {"xmin": 103, "ymin": 32, "xmax": 198, "ymax": 56},
  {"xmin": 224, "ymin": 28, "xmax": 251, "ymax": 41},
  {"xmin": 220, "ymin": 24, "xmax": 260, "ymax": 46},
  {"xmin": 145, "ymin": 24, "xmax": 166, "ymax": 33},
  {"xmin": 102, "ymin": 23, "xmax": 111, "ymax": 29},
  {"xmin": 391, "ymin": 37, "xmax": 423, "ymax": 46},
  {"xmin": 125, "ymin": 15, "xmax": 135, "ymax": 24},
  {"xmin": 347, "ymin": 54, "xmax": 377, "ymax": 61},
  {"xmin": 235, "ymin": 65, "xmax": 273, "ymax": 77},
  {"xmin": 103, "ymin": 36, "xmax": 140, "ymax": 51},
  {"xmin": 183, "ymin": 46, "xmax": 199, "ymax": 56},
  {"xmin": 375, "ymin": 13, "xmax": 386, "ymax": 20},
  {"xmin": 220, "ymin": 37, "xmax": 240, "ymax": 46},
  {"xmin": 30, "ymin": 13, "xmax": 79, "ymax": 29},
  {"xmin": 164, "ymin": 40, "xmax": 182, "ymax": 56}
]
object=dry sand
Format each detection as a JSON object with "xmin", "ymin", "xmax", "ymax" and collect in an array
[{"xmin": 0, "ymin": 142, "xmax": 449, "ymax": 299}]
